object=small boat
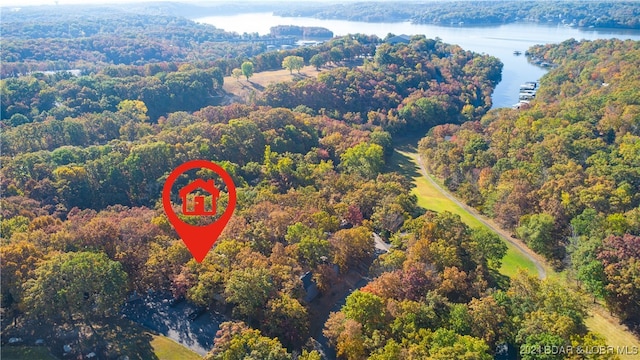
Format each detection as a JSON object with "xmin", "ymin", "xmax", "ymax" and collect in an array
[{"xmin": 513, "ymin": 50, "xmax": 522, "ymax": 55}]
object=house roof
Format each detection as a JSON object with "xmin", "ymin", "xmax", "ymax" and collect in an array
[
  {"xmin": 300, "ymin": 271, "xmax": 314, "ymax": 289},
  {"xmin": 179, "ymin": 179, "xmax": 220, "ymax": 198}
]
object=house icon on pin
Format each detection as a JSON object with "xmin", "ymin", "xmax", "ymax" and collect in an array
[{"xmin": 179, "ymin": 179, "xmax": 220, "ymax": 216}]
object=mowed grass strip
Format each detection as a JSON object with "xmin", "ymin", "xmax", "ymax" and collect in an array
[
  {"xmin": 584, "ymin": 307, "xmax": 640, "ymax": 359},
  {"xmin": 392, "ymin": 148, "xmax": 640, "ymax": 350},
  {"xmin": 391, "ymin": 149, "xmax": 538, "ymax": 277},
  {"xmin": 150, "ymin": 334, "xmax": 202, "ymax": 360}
]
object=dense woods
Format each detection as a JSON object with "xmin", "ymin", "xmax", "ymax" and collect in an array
[
  {"xmin": 419, "ymin": 38, "xmax": 640, "ymax": 329},
  {"xmin": 261, "ymin": 35, "xmax": 501, "ymax": 134},
  {"xmin": 1, "ymin": 4, "xmax": 638, "ymax": 359}
]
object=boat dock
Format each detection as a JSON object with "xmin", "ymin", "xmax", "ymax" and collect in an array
[{"xmin": 512, "ymin": 81, "xmax": 538, "ymax": 109}]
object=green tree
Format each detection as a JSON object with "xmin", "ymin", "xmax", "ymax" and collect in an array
[
  {"xmin": 241, "ymin": 61, "xmax": 254, "ymax": 81},
  {"xmin": 309, "ymin": 53, "xmax": 327, "ymax": 70},
  {"xmin": 342, "ymin": 290, "xmax": 387, "ymax": 334},
  {"xmin": 23, "ymin": 251, "xmax": 128, "ymax": 322},
  {"xmin": 516, "ymin": 213, "xmax": 556, "ymax": 259},
  {"xmin": 569, "ymin": 236, "xmax": 606, "ymax": 302},
  {"xmin": 340, "ymin": 142, "xmax": 385, "ymax": 179},
  {"xmin": 264, "ymin": 293, "xmax": 309, "ymax": 348},
  {"xmin": 329, "ymin": 47, "xmax": 344, "ymax": 64},
  {"xmin": 224, "ymin": 267, "xmax": 274, "ymax": 320},
  {"xmin": 428, "ymin": 329, "xmax": 492, "ymax": 360},
  {"xmin": 282, "ymin": 56, "xmax": 304, "ymax": 74},
  {"xmin": 53, "ymin": 165, "xmax": 93, "ymax": 209},
  {"xmin": 519, "ymin": 332, "xmax": 565, "ymax": 360},
  {"xmin": 469, "ymin": 227, "xmax": 507, "ymax": 270},
  {"xmin": 8, "ymin": 113, "xmax": 29, "ymax": 126}
]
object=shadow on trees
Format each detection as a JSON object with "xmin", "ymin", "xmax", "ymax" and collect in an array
[
  {"xmin": 97, "ymin": 319, "xmax": 158, "ymax": 360},
  {"xmin": 385, "ymin": 148, "xmax": 420, "ymax": 182}
]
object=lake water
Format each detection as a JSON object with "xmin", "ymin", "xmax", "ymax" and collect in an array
[{"xmin": 195, "ymin": 13, "xmax": 640, "ymax": 109}]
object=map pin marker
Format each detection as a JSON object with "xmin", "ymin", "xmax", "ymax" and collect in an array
[{"xmin": 162, "ymin": 160, "xmax": 236, "ymax": 263}]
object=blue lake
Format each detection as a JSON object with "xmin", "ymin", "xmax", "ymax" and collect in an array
[{"xmin": 195, "ymin": 13, "xmax": 640, "ymax": 108}]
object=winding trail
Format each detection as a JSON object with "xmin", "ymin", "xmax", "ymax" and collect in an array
[{"xmin": 407, "ymin": 150, "xmax": 547, "ymax": 279}]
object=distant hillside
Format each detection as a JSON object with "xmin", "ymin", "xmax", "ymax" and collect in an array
[{"xmin": 270, "ymin": 25, "xmax": 334, "ymax": 39}]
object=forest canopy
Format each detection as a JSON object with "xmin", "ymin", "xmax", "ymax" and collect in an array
[
  {"xmin": 418, "ymin": 38, "xmax": 640, "ymax": 326},
  {"xmin": 1, "ymin": 5, "xmax": 638, "ymax": 360}
]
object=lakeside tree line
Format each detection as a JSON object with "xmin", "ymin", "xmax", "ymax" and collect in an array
[
  {"xmin": 419, "ymin": 38, "xmax": 640, "ymax": 329},
  {"xmin": 275, "ymin": 1, "xmax": 640, "ymax": 29}
]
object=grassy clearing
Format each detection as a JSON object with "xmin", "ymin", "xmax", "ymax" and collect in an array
[
  {"xmin": 389, "ymin": 148, "xmax": 538, "ymax": 277},
  {"xmin": 584, "ymin": 306, "xmax": 640, "ymax": 359},
  {"xmin": 151, "ymin": 335, "xmax": 202, "ymax": 360},
  {"xmin": 1, "ymin": 346, "xmax": 58, "ymax": 360},
  {"xmin": 223, "ymin": 65, "xmax": 322, "ymax": 101}
]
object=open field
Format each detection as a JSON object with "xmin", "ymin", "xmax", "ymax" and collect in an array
[{"xmin": 222, "ymin": 65, "xmax": 322, "ymax": 102}]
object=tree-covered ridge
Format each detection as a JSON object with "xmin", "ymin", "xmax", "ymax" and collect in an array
[
  {"xmin": 1, "ymin": 34, "xmax": 499, "ymax": 139},
  {"xmin": 260, "ymin": 35, "xmax": 502, "ymax": 133},
  {"xmin": 276, "ymin": 1, "xmax": 640, "ymax": 29},
  {"xmin": 0, "ymin": 34, "xmax": 380, "ymax": 123},
  {"xmin": 1, "ymin": 6, "xmax": 296, "ymax": 77},
  {"xmin": 418, "ymin": 38, "xmax": 640, "ymax": 327}
]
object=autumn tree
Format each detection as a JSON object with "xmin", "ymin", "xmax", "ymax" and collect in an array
[
  {"xmin": 330, "ymin": 226, "xmax": 374, "ymax": 272},
  {"xmin": 263, "ymin": 293, "xmax": 309, "ymax": 348},
  {"xmin": 232, "ymin": 68, "xmax": 243, "ymax": 81},
  {"xmin": 206, "ymin": 321, "xmax": 291, "ymax": 360},
  {"xmin": 323, "ymin": 312, "xmax": 366, "ymax": 360},
  {"xmin": 597, "ymin": 234, "xmax": 640, "ymax": 322},
  {"xmin": 0, "ymin": 241, "xmax": 43, "ymax": 309},
  {"xmin": 117, "ymin": 99, "xmax": 149, "ymax": 122},
  {"xmin": 224, "ymin": 267, "xmax": 274, "ymax": 320}
]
